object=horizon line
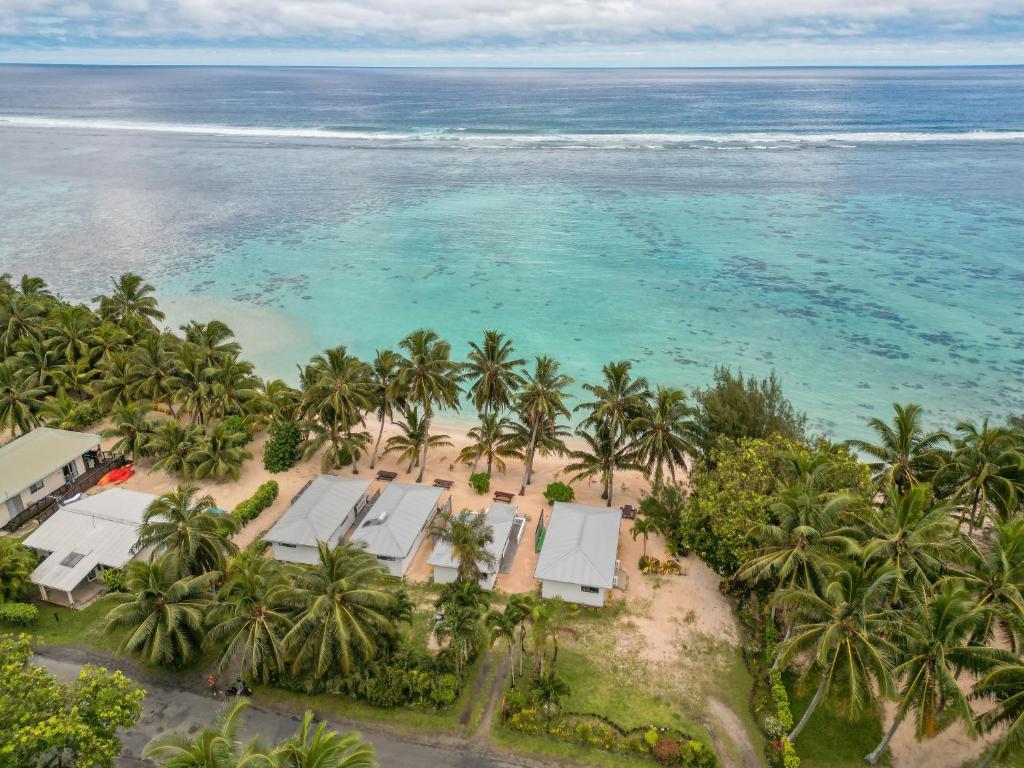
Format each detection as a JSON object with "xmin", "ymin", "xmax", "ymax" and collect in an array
[{"xmin": 2, "ymin": 62, "xmax": 1024, "ymax": 70}]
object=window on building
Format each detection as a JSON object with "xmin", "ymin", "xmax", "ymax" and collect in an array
[
  {"xmin": 581, "ymin": 585, "xmax": 600, "ymax": 594},
  {"xmin": 60, "ymin": 552, "xmax": 86, "ymax": 568},
  {"xmin": 29, "ymin": 480, "xmax": 45, "ymax": 493},
  {"xmin": 277, "ymin": 543, "xmax": 296, "ymax": 548}
]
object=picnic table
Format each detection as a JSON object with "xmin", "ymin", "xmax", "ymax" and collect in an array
[
  {"xmin": 621, "ymin": 504, "xmax": 637, "ymax": 519},
  {"xmin": 433, "ymin": 478, "xmax": 455, "ymax": 490},
  {"xmin": 493, "ymin": 490, "xmax": 515, "ymax": 503},
  {"xmin": 376, "ymin": 470, "xmax": 398, "ymax": 481}
]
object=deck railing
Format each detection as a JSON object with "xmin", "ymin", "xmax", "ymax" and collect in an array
[{"xmin": 2, "ymin": 455, "xmax": 126, "ymax": 532}]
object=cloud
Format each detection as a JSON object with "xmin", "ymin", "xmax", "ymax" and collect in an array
[{"xmin": 0, "ymin": 0, "xmax": 1021, "ymax": 62}]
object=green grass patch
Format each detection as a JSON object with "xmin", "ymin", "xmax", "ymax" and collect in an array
[
  {"xmin": 786, "ymin": 675, "xmax": 885, "ymax": 768},
  {"xmin": 0, "ymin": 595, "xmax": 119, "ymax": 651}
]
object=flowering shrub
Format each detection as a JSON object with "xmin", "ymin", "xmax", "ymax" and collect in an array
[{"xmin": 653, "ymin": 737, "xmax": 682, "ymax": 764}]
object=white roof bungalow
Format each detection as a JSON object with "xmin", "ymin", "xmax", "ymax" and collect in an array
[
  {"xmin": 350, "ymin": 483, "xmax": 448, "ymax": 577},
  {"xmin": 428, "ymin": 502, "xmax": 520, "ymax": 590},
  {"xmin": 264, "ymin": 475, "xmax": 373, "ymax": 565},
  {"xmin": 0, "ymin": 428, "xmax": 102, "ymax": 529},
  {"xmin": 22, "ymin": 488, "xmax": 158, "ymax": 609},
  {"xmin": 533, "ymin": 502, "xmax": 622, "ymax": 607}
]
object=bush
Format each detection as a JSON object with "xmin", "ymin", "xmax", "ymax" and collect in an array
[
  {"xmin": 780, "ymin": 737, "xmax": 799, "ymax": 768},
  {"xmin": 469, "ymin": 472, "xmax": 490, "ymax": 494},
  {"xmin": 769, "ymin": 669, "xmax": 794, "ymax": 732},
  {"xmin": 507, "ymin": 708, "xmax": 542, "ymax": 735},
  {"xmin": 0, "ymin": 602, "xmax": 38, "ymax": 625},
  {"xmin": 504, "ymin": 688, "xmax": 530, "ymax": 716},
  {"xmin": 653, "ymin": 737, "xmax": 682, "ymax": 765},
  {"xmin": 101, "ymin": 567, "xmax": 127, "ymax": 593},
  {"xmin": 429, "ymin": 673, "xmax": 458, "ymax": 708},
  {"xmin": 232, "ymin": 480, "xmax": 279, "ymax": 523},
  {"xmin": 221, "ymin": 415, "xmax": 253, "ymax": 444},
  {"xmin": 263, "ymin": 419, "xmax": 300, "ymax": 473},
  {"xmin": 364, "ymin": 665, "xmax": 409, "ymax": 708},
  {"xmin": 543, "ymin": 482, "xmax": 575, "ymax": 504},
  {"xmin": 682, "ymin": 739, "xmax": 718, "ymax": 768},
  {"xmin": 73, "ymin": 402, "xmax": 103, "ymax": 429}
]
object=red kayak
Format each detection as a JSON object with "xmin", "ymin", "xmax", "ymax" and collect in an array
[{"xmin": 97, "ymin": 464, "xmax": 134, "ymax": 486}]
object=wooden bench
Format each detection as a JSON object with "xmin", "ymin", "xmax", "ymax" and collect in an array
[
  {"xmin": 493, "ymin": 491, "xmax": 515, "ymax": 503},
  {"xmin": 433, "ymin": 479, "xmax": 455, "ymax": 490},
  {"xmin": 376, "ymin": 470, "xmax": 398, "ymax": 481}
]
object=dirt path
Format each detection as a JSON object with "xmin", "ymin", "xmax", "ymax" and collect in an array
[
  {"xmin": 473, "ymin": 656, "xmax": 512, "ymax": 744},
  {"xmin": 705, "ymin": 697, "xmax": 763, "ymax": 768}
]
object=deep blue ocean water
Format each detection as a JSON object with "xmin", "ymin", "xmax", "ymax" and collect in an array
[{"xmin": 0, "ymin": 66, "xmax": 1022, "ymax": 438}]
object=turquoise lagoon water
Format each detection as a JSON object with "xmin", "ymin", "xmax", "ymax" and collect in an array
[{"xmin": 0, "ymin": 67, "xmax": 1022, "ymax": 438}]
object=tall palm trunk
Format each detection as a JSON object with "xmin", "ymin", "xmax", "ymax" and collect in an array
[
  {"xmin": 346, "ymin": 428, "xmax": 360, "ymax": 474},
  {"xmin": 369, "ymin": 411, "xmax": 387, "ymax": 469},
  {"xmin": 605, "ymin": 467, "xmax": 614, "ymax": 506},
  {"xmin": 866, "ymin": 712, "xmax": 904, "ymax": 765},
  {"xmin": 788, "ymin": 676, "xmax": 828, "ymax": 742},
  {"xmin": 416, "ymin": 413, "xmax": 431, "ymax": 483},
  {"xmin": 519, "ymin": 419, "xmax": 539, "ymax": 496},
  {"xmin": 968, "ymin": 487, "xmax": 982, "ymax": 535},
  {"xmin": 507, "ymin": 640, "xmax": 516, "ymax": 688}
]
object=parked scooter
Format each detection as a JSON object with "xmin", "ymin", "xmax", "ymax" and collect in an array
[{"xmin": 226, "ymin": 676, "xmax": 252, "ymax": 697}]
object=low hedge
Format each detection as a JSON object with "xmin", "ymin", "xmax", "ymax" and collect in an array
[
  {"xmin": 543, "ymin": 481, "xmax": 575, "ymax": 504},
  {"xmin": 101, "ymin": 567, "xmax": 127, "ymax": 593},
  {"xmin": 232, "ymin": 480, "xmax": 279, "ymax": 523},
  {"xmin": 0, "ymin": 602, "xmax": 39, "ymax": 625},
  {"xmin": 764, "ymin": 615, "xmax": 799, "ymax": 768}
]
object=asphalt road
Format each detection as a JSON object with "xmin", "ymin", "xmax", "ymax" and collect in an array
[{"xmin": 35, "ymin": 649, "xmax": 537, "ymax": 768}]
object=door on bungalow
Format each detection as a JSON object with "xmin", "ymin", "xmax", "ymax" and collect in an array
[
  {"xmin": 5, "ymin": 495, "xmax": 24, "ymax": 520},
  {"xmin": 62, "ymin": 461, "xmax": 79, "ymax": 483}
]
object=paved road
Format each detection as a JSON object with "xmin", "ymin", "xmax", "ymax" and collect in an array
[{"xmin": 35, "ymin": 648, "xmax": 539, "ymax": 768}]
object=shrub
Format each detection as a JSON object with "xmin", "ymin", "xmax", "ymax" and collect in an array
[
  {"xmin": 0, "ymin": 602, "xmax": 38, "ymax": 625},
  {"xmin": 74, "ymin": 402, "xmax": 103, "ymax": 429},
  {"xmin": 769, "ymin": 669, "xmax": 794, "ymax": 732},
  {"xmin": 221, "ymin": 415, "xmax": 253, "ymax": 444},
  {"xmin": 504, "ymin": 688, "xmax": 530, "ymax": 716},
  {"xmin": 469, "ymin": 472, "xmax": 490, "ymax": 495},
  {"xmin": 543, "ymin": 481, "xmax": 575, "ymax": 504},
  {"xmin": 653, "ymin": 737, "xmax": 681, "ymax": 765},
  {"xmin": 508, "ymin": 708, "xmax": 542, "ymax": 735},
  {"xmin": 232, "ymin": 480, "xmax": 279, "ymax": 523},
  {"xmin": 263, "ymin": 419, "xmax": 300, "ymax": 473},
  {"xmin": 644, "ymin": 728, "xmax": 660, "ymax": 749},
  {"xmin": 365, "ymin": 666, "xmax": 409, "ymax": 708},
  {"xmin": 780, "ymin": 737, "xmax": 799, "ymax": 768},
  {"xmin": 682, "ymin": 740, "xmax": 718, "ymax": 768},
  {"xmin": 101, "ymin": 567, "xmax": 127, "ymax": 593},
  {"xmin": 429, "ymin": 673, "xmax": 458, "ymax": 708}
]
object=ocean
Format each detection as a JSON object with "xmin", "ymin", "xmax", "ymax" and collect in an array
[{"xmin": 0, "ymin": 65, "xmax": 1022, "ymax": 438}]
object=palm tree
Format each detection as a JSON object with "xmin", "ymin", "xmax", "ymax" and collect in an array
[
  {"xmin": 12, "ymin": 335, "xmax": 59, "ymax": 392},
  {"xmin": 429, "ymin": 508, "xmax": 496, "ymax": 582},
  {"xmin": 44, "ymin": 304, "xmax": 101, "ymax": 364},
  {"xmin": 143, "ymin": 698, "xmax": 275, "ymax": 767},
  {"xmin": 301, "ymin": 347, "xmax": 374, "ymax": 473},
  {"xmin": 0, "ymin": 363, "xmax": 44, "ymax": 436},
  {"xmin": 135, "ymin": 484, "xmax": 240, "ymax": 575},
  {"xmin": 18, "ymin": 274, "xmax": 53, "ymax": 299},
  {"xmin": 273, "ymin": 710, "xmax": 376, "ymax": 768},
  {"xmin": 865, "ymin": 580, "xmax": 1015, "ymax": 764},
  {"xmin": 630, "ymin": 516, "xmax": 658, "ymax": 558},
  {"xmin": 860, "ymin": 484, "xmax": 963, "ymax": 601},
  {"xmin": 773, "ymin": 559, "xmax": 900, "ymax": 742},
  {"xmin": 383, "ymin": 407, "xmax": 452, "ymax": 474},
  {"xmin": 974, "ymin": 660, "xmax": 1024, "ymax": 767},
  {"xmin": 397, "ymin": 329, "xmax": 462, "ymax": 482},
  {"xmin": 93, "ymin": 272, "xmax": 165, "ymax": 329},
  {"xmin": 300, "ymin": 417, "xmax": 372, "ymax": 473},
  {"xmin": 465, "ymin": 330, "xmax": 525, "ymax": 416},
  {"xmin": 92, "ymin": 352, "xmax": 137, "ymax": 410},
  {"xmin": 181, "ymin": 319, "xmax": 241, "ymax": 362},
  {"xmin": 956, "ymin": 518, "xmax": 1024, "ymax": 652},
  {"xmin": 565, "ymin": 423, "xmax": 637, "ymax": 506},
  {"xmin": 486, "ymin": 606, "xmax": 520, "ymax": 688},
  {"xmin": 149, "ymin": 420, "xmax": 203, "ymax": 478},
  {"xmin": 516, "ymin": 356, "xmax": 573, "ymax": 495},
  {"xmin": 208, "ymin": 357, "xmax": 260, "ymax": 420},
  {"xmin": 52, "ymin": 357, "xmax": 99, "ymax": 399},
  {"xmin": 0, "ymin": 293, "xmax": 43, "ymax": 356},
  {"xmin": 38, "ymin": 388, "xmax": 83, "ymax": 430},
  {"xmin": 526, "ymin": 597, "xmax": 573, "ymax": 675},
  {"xmin": 0, "ymin": 537, "xmax": 37, "ymax": 601},
  {"xmin": 188, "ymin": 421, "xmax": 253, "ymax": 481},
  {"xmin": 576, "ymin": 360, "xmax": 650, "ymax": 449},
  {"xmin": 105, "ymin": 555, "xmax": 218, "ymax": 668},
  {"xmin": 458, "ymin": 413, "xmax": 522, "ymax": 475},
  {"xmin": 260, "ymin": 377, "xmax": 303, "ymax": 422},
  {"xmin": 367, "ymin": 349, "xmax": 405, "ymax": 470},
  {"xmin": 279, "ymin": 542, "xmax": 395, "ymax": 680},
  {"xmin": 131, "ymin": 332, "xmax": 178, "ymax": 414},
  {"xmin": 167, "ymin": 343, "xmax": 216, "ymax": 424},
  {"xmin": 101, "ymin": 401, "xmax": 155, "ymax": 462},
  {"xmin": 207, "ymin": 557, "xmax": 292, "ymax": 685},
  {"xmin": 532, "ymin": 670, "xmax": 570, "ymax": 725},
  {"xmin": 941, "ymin": 419, "xmax": 1024, "ymax": 534},
  {"xmin": 846, "ymin": 403, "xmax": 948, "ymax": 492},
  {"xmin": 628, "ymin": 385, "xmax": 696, "ymax": 483}
]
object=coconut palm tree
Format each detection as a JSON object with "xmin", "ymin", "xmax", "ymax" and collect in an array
[
  {"xmin": 208, "ymin": 357, "xmax": 260, "ymax": 421},
  {"xmin": 188, "ymin": 421, "xmax": 253, "ymax": 481},
  {"xmin": 0, "ymin": 363, "xmax": 44, "ymax": 437},
  {"xmin": 397, "ymin": 329, "xmax": 462, "ymax": 483},
  {"xmin": 865, "ymin": 580, "xmax": 1015, "ymax": 764},
  {"xmin": 92, "ymin": 352, "xmax": 137, "ymax": 410},
  {"xmin": 576, "ymin": 360, "xmax": 650, "ymax": 449},
  {"xmin": 773, "ymin": 559, "xmax": 901, "ymax": 742},
  {"xmin": 301, "ymin": 347, "xmax": 375, "ymax": 474},
  {"xmin": 532, "ymin": 671, "xmax": 570, "ymax": 725},
  {"xmin": 167, "ymin": 343, "xmax": 216, "ymax": 425},
  {"xmin": 93, "ymin": 272, "xmax": 165, "ymax": 330},
  {"xmin": 628, "ymin": 385, "xmax": 696, "ymax": 484},
  {"xmin": 486, "ymin": 606, "xmax": 520, "ymax": 688},
  {"xmin": 974, "ymin": 660, "xmax": 1024, "ymax": 768},
  {"xmin": 429, "ymin": 508, "xmax": 496, "ymax": 582},
  {"xmin": 131, "ymin": 332, "xmax": 178, "ymax": 414},
  {"xmin": 207, "ymin": 557, "xmax": 292, "ymax": 685},
  {"xmin": 458, "ymin": 413, "xmax": 522, "ymax": 475},
  {"xmin": 565, "ymin": 423, "xmax": 638, "ymax": 507},
  {"xmin": 135, "ymin": 484, "xmax": 240, "ymax": 575},
  {"xmin": 367, "ymin": 349, "xmax": 405, "ymax": 470},
  {"xmin": 940, "ymin": 419, "xmax": 1024, "ymax": 534},
  {"xmin": 12, "ymin": 335, "xmax": 59, "ymax": 393},
  {"xmin": 465, "ymin": 330, "xmax": 525, "ymax": 416},
  {"xmin": 955, "ymin": 518, "xmax": 1024, "ymax": 652},
  {"xmin": 101, "ymin": 401, "xmax": 156, "ymax": 462},
  {"xmin": 180, "ymin": 319, "xmax": 241, "ymax": 363},
  {"xmin": 0, "ymin": 293, "xmax": 44, "ymax": 355},
  {"xmin": 18, "ymin": 275, "xmax": 53, "ymax": 299},
  {"xmin": 860, "ymin": 484, "xmax": 963, "ymax": 601},
  {"xmin": 52, "ymin": 357, "xmax": 99, "ymax": 400},
  {"xmin": 0, "ymin": 537, "xmax": 37, "ymax": 601},
  {"xmin": 383, "ymin": 406, "xmax": 452, "ymax": 474},
  {"xmin": 272, "ymin": 710, "xmax": 376, "ymax": 768},
  {"xmin": 846, "ymin": 403, "xmax": 948, "ymax": 492},
  {"xmin": 106, "ymin": 555, "xmax": 218, "ymax": 668},
  {"xmin": 279, "ymin": 542, "xmax": 395, "ymax": 680},
  {"xmin": 260, "ymin": 377, "xmax": 303, "ymax": 422},
  {"xmin": 143, "ymin": 699, "xmax": 275, "ymax": 767},
  {"xmin": 516, "ymin": 356, "xmax": 573, "ymax": 494},
  {"xmin": 630, "ymin": 515, "xmax": 659, "ymax": 558},
  {"xmin": 44, "ymin": 304, "xmax": 101, "ymax": 364},
  {"xmin": 148, "ymin": 420, "xmax": 203, "ymax": 478}
]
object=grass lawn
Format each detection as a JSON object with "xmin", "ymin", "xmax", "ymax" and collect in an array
[
  {"xmin": 0, "ymin": 595, "xmax": 119, "ymax": 651},
  {"xmin": 786, "ymin": 676, "xmax": 886, "ymax": 768},
  {"xmin": 490, "ymin": 722, "xmax": 656, "ymax": 768}
]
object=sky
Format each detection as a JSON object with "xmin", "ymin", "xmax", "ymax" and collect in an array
[{"xmin": 1, "ymin": 0, "xmax": 1023, "ymax": 66}]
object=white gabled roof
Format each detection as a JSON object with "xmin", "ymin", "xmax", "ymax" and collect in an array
[
  {"xmin": 265, "ymin": 475, "xmax": 371, "ymax": 547},
  {"xmin": 428, "ymin": 503, "xmax": 517, "ymax": 574},
  {"xmin": 23, "ymin": 488, "xmax": 158, "ymax": 593},
  {"xmin": 0, "ymin": 427, "xmax": 100, "ymax": 503},
  {"xmin": 350, "ymin": 483, "xmax": 443, "ymax": 559},
  {"xmin": 533, "ymin": 502, "xmax": 621, "ymax": 589}
]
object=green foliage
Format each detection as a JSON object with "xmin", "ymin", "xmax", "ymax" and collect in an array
[
  {"xmin": 232, "ymin": 479, "xmax": 280, "ymax": 523},
  {"xmin": 100, "ymin": 567, "xmax": 127, "ymax": 593},
  {"xmin": 264, "ymin": 419, "xmax": 301, "ymax": 473},
  {"xmin": 691, "ymin": 367, "xmax": 806, "ymax": 459},
  {"xmin": 220, "ymin": 414, "xmax": 253, "ymax": 443},
  {"xmin": 780, "ymin": 736, "xmax": 800, "ymax": 768},
  {"xmin": 653, "ymin": 736, "xmax": 681, "ymax": 764},
  {"xmin": 469, "ymin": 472, "xmax": 491, "ymax": 494},
  {"xmin": 0, "ymin": 602, "xmax": 38, "ymax": 625},
  {"xmin": 430, "ymin": 673, "xmax": 459, "ymax": 708},
  {"xmin": 0, "ymin": 634, "xmax": 144, "ymax": 768},
  {"xmin": 0, "ymin": 538, "xmax": 38, "ymax": 602},
  {"xmin": 543, "ymin": 481, "xmax": 575, "ymax": 504},
  {"xmin": 364, "ymin": 664, "xmax": 411, "ymax": 708},
  {"xmin": 769, "ymin": 669, "xmax": 794, "ymax": 732}
]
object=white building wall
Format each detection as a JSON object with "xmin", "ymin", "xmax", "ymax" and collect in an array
[
  {"xmin": 541, "ymin": 578, "xmax": 607, "ymax": 607},
  {"xmin": 433, "ymin": 564, "xmax": 459, "ymax": 585},
  {"xmin": 270, "ymin": 543, "xmax": 321, "ymax": 565}
]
